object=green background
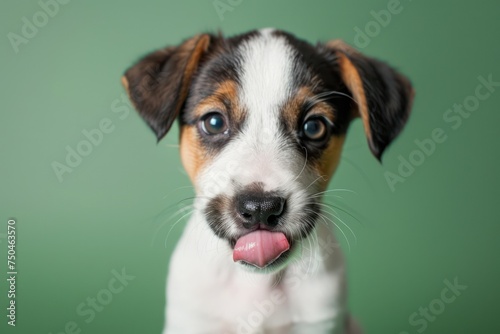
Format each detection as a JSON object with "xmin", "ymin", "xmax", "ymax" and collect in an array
[{"xmin": 1, "ymin": 0, "xmax": 499, "ymax": 333}]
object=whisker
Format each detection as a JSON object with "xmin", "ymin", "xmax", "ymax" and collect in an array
[
  {"xmin": 305, "ymin": 175, "xmax": 327, "ymax": 191},
  {"xmin": 310, "ymin": 188, "xmax": 358, "ymax": 198},
  {"xmin": 321, "ymin": 201, "xmax": 365, "ymax": 227},
  {"xmin": 317, "ymin": 204, "xmax": 357, "ymax": 245},
  {"xmin": 150, "ymin": 203, "xmax": 194, "ymax": 247},
  {"xmin": 162, "ymin": 209, "xmax": 194, "ymax": 248},
  {"xmin": 317, "ymin": 212, "xmax": 351, "ymax": 253},
  {"xmin": 305, "ymin": 90, "xmax": 359, "ymax": 111},
  {"xmin": 291, "ymin": 145, "xmax": 308, "ymax": 183}
]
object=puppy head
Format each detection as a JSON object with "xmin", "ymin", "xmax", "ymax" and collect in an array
[{"xmin": 123, "ymin": 29, "xmax": 414, "ymax": 272}]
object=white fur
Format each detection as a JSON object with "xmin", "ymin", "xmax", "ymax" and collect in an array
[
  {"xmin": 163, "ymin": 30, "xmax": 361, "ymax": 333},
  {"xmin": 164, "ymin": 214, "xmax": 359, "ymax": 333}
]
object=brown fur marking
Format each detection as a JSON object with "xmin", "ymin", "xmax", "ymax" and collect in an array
[
  {"xmin": 315, "ymin": 135, "xmax": 346, "ymax": 189},
  {"xmin": 180, "ymin": 126, "xmax": 204, "ymax": 185},
  {"xmin": 281, "ymin": 87, "xmax": 335, "ymax": 130},
  {"xmin": 180, "ymin": 80, "xmax": 242, "ymax": 184},
  {"xmin": 192, "ymin": 80, "xmax": 243, "ymax": 124},
  {"xmin": 329, "ymin": 40, "xmax": 371, "ymax": 142}
]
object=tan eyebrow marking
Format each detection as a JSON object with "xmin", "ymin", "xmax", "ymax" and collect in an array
[
  {"xmin": 193, "ymin": 80, "xmax": 244, "ymax": 124},
  {"xmin": 281, "ymin": 86, "xmax": 335, "ymax": 131}
]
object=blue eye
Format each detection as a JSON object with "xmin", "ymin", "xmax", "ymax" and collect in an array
[
  {"xmin": 303, "ymin": 117, "xmax": 328, "ymax": 141},
  {"xmin": 201, "ymin": 112, "xmax": 227, "ymax": 135}
]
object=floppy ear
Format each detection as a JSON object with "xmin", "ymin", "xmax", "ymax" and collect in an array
[
  {"xmin": 327, "ymin": 40, "xmax": 415, "ymax": 160},
  {"xmin": 122, "ymin": 34, "xmax": 212, "ymax": 141}
]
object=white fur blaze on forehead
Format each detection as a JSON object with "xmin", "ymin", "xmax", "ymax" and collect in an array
[
  {"xmin": 237, "ymin": 30, "xmax": 295, "ymax": 124},
  {"xmin": 205, "ymin": 29, "xmax": 304, "ymax": 193}
]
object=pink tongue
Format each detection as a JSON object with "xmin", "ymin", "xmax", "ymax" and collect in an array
[{"xmin": 233, "ymin": 230, "xmax": 290, "ymax": 268}]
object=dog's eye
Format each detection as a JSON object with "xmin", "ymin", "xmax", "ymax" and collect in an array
[
  {"xmin": 201, "ymin": 112, "xmax": 228, "ymax": 135},
  {"xmin": 302, "ymin": 117, "xmax": 329, "ymax": 141}
]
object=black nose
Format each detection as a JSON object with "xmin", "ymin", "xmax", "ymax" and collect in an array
[{"xmin": 236, "ymin": 193, "xmax": 285, "ymax": 229}]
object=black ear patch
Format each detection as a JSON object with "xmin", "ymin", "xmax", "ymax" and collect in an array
[
  {"xmin": 327, "ymin": 40, "xmax": 414, "ymax": 160},
  {"xmin": 122, "ymin": 34, "xmax": 213, "ymax": 141}
]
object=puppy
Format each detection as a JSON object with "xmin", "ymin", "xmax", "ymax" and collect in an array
[{"xmin": 122, "ymin": 28, "xmax": 414, "ymax": 333}]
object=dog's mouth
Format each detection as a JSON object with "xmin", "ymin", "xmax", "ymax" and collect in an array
[
  {"xmin": 230, "ymin": 230, "xmax": 292, "ymax": 269},
  {"xmin": 204, "ymin": 192, "xmax": 320, "ymax": 269}
]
